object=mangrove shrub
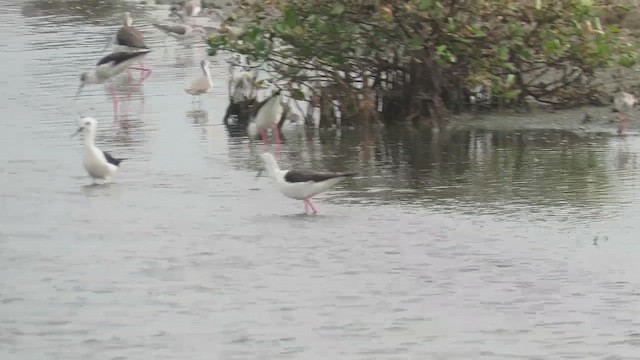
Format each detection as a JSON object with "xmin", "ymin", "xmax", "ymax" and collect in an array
[{"xmin": 208, "ymin": 0, "xmax": 639, "ymax": 127}]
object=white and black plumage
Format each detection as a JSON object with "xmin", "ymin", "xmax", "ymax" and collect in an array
[
  {"xmin": 72, "ymin": 117, "xmax": 126, "ymax": 183},
  {"xmin": 101, "ymin": 12, "xmax": 152, "ymax": 84},
  {"xmin": 249, "ymin": 89, "xmax": 285, "ymax": 146},
  {"xmin": 77, "ymin": 51, "xmax": 150, "ymax": 92},
  {"xmin": 76, "ymin": 51, "xmax": 150, "ymax": 122},
  {"xmin": 259, "ymin": 152, "xmax": 356, "ymax": 214},
  {"xmin": 613, "ymin": 91, "xmax": 638, "ymax": 135}
]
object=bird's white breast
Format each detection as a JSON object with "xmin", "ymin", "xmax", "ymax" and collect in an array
[{"xmin": 83, "ymin": 147, "xmax": 116, "ymax": 179}]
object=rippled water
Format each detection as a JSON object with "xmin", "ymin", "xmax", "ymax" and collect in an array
[{"xmin": 2, "ymin": 1, "xmax": 640, "ymax": 359}]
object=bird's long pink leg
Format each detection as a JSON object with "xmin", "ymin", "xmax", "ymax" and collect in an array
[
  {"xmin": 618, "ymin": 113, "xmax": 629, "ymax": 135},
  {"xmin": 274, "ymin": 125, "xmax": 281, "ymax": 159},
  {"xmin": 109, "ymin": 84, "xmax": 119, "ymax": 123},
  {"xmin": 305, "ymin": 198, "xmax": 318, "ymax": 215},
  {"xmin": 260, "ymin": 128, "xmax": 269, "ymax": 148},
  {"xmin": 304, "ymin": 201, "xmax": 308, "ymax": 213},
  {"xmin": 129, "ymin": 66, "xmax": 152, "ymax": 84}
]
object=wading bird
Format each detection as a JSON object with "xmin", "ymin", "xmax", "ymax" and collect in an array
[
  {"xmin": 76, "ymin": 50, "xmax": 151, "ymax": 122},
  {"xmin": 103, "ymin": 12, "xmax": 152, "ymax": 83},
  {"xmin": 72, "ymin": 117, "xmax": 126, "ymax": 184},
  {"xmin": 185, "ymin": 59, "xmax": 213, "ymax": 108},
  {"xmin": 258, "ymin": 152, "xmax": 356, "ymax": 215},
  {"xmin": 613, "ymin": 91, "xmax": 638, "ymax": 135}
]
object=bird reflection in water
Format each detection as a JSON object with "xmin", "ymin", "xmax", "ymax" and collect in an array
[{"xmin": 108, "ymin": 74, "xmax": 146, "ymax": 128}]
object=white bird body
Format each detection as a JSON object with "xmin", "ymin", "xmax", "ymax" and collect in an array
[
  {"xmin": 613, "ymin": 91, "xmax": 638, "ymax": 135},
  {"xmin": 72, "ymin": 117, "xmax": 126, "ymax": 183},
  {"xmin": 77, "ymin": 51, "xmax": 150, "ymax": 91},
  {"xmin": 229, "ymin": 70, "xmax": 257, "ymax": 103},
  {"xmin": 185, "ymin": 60, "xmax": 213, "ymax": 108},
  {"xmin": 253, "ymin": 91, "xmax": 284, "ymax": 130},
  {"xmin": 83, "ymin": 146, "xmax": 118, "ymax": 180},
  {"xmin": 184, "ymin": 0, "xmax": 202, "ymax": 17},
  {"xmin": 259, "ymin": 152, "xmax": 355, "ymax": 214}
]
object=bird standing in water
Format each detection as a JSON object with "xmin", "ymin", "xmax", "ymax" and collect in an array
[
  {"xmin": 613, "ymin": 91, "xmax": 638, "ymax": 135},
  {"xmin": 72, "ymin": 117, "xmax": 127, "ymax": 184},
  {"xmin": 185, "ymin": 60, "xmax": 213, "ymax": 108},
  {"xmin": 258, "ymin": 152, "xmax": 356, "ymax": 215},
  {"xmin": 104, "ymin": 12, "xmax": 152, "ymax": 83}
]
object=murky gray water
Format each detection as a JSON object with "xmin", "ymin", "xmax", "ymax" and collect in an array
[{"xmin": 3, "ymin": 1, "xmax": 640, "ymax": 359}]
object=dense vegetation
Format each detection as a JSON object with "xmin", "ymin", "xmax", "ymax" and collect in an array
[{"xmin": 208, "ymin": 0, "xmax": 640, "ymax": 127}]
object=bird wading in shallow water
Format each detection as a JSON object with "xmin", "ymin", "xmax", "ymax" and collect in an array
[
  {"xmin": 104, "ymin": 12, "xmax": 153, "ymax": 83},
  {"xmin": 185, "ymin": 59, "xmax": 213, "ymax": 108},
  {"xmin": 613, "ymin": 91, "xmax": 638, "ymax": 135},
  {"xmin": 76, "ymin": 50, "xmax": 151, "ymax": 124},
  {"xmin": 258, "ymin": 152, "xmax": 356, "ymax": 215},
  {"xmin": 72, "ymin": 117, "xmax": 127, "ymax": 184},
  {"xmin": 250, "ymin": 89, "xmax": 285, "ymax": 150}
]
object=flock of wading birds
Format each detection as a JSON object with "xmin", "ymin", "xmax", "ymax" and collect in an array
[{"xmin": 71, "ymin": 4, "xmax": 354, "ymax": 215}]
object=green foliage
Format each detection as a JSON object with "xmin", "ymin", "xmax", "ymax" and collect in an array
[{"xmin": 209, "ymin": 0, "xmax": 640, "ymax": 122}]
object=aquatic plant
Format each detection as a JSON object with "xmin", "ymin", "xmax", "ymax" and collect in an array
[{"xmin": 208, "ymin": 0, "xmax": 640, "ymax": 127}]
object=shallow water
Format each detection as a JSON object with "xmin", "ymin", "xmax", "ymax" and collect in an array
[{"xmin": 2, "ymin": 1, "xmax": 640, "ymax": 359}]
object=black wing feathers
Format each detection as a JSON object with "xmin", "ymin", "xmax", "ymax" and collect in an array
[
  {"xmin": 96, "ymin": 51, "xmax": 149, "ymax": 66},
  {"xmin": 284, "ymin": 170, "xmax": 356, "ymax": 183},
  {"xmin": 102, "ymin": 151, "xmax": 126, "ymax": 167}
]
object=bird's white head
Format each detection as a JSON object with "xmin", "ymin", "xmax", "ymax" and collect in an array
[
  {"xmin": 123, "ymin": 12, "xmax": 133, "ymax": 26},
  {"xmin": 76, "ymin": 72, "xmax": 97, "ymax": 97},
  {"xmin": 72, "ymin": 117, "xmax": 98, "ymax": 138}
]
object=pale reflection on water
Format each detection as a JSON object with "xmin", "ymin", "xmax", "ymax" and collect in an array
[{"xmin": 2, "ymin": 1, "xmax": 640, "ymax": 359}]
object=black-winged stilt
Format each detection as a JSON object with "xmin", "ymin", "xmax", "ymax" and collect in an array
[
  {"xmin": 185, "ymin": 60, "xmax": 213, "ymax": 108},
  {"xmin": 258, "ymin": 152, "xmax": 356, "ymax": 214},
  {"xmin": 72, "ymin": 117, "xmax": 127, "ymax": 184},
  {"xmin": 104, "ymin": 12, "xmax": 152, "ymax": 83},
  {"xmin": 76, "ymin": 50, "xmax": 151, "ymax": 122},
  {"xmin": 250, "ymin": 89, "xmax": 285, "ymax": 147},
  {"xmin": 613, "ymin": 91, "xmax": 638, "ymax": 135}
]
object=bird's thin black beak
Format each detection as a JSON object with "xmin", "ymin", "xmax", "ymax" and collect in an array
[{"xmin": 71, "ymin": 127, "xmax": 83, "ymax": 138}]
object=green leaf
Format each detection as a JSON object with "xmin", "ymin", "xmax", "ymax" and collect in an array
[
  {"xmin": 291, "ymin": 89, "xmax": 305, "ymax": 100},
  {"xmin": 498, "ymin": 46, "xmax": 509, "ymax": 61},
  {"xmin": 331, "ymin": 3, "xmax": 345, "ymax": 15},
  {"xmin": 410, "ymin": 36, "xmax": 424, "ymax": 50},
  {"xmin": 503, "ymin": 89, "xmax": 522, "ymax": 100},
  {"xmin": 419, "ymin": 0, "xmax": 433, "ymax": 11},
  {"xmin": 284, "ymin": 8, "xmax": 297, "ymax": 28}
]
